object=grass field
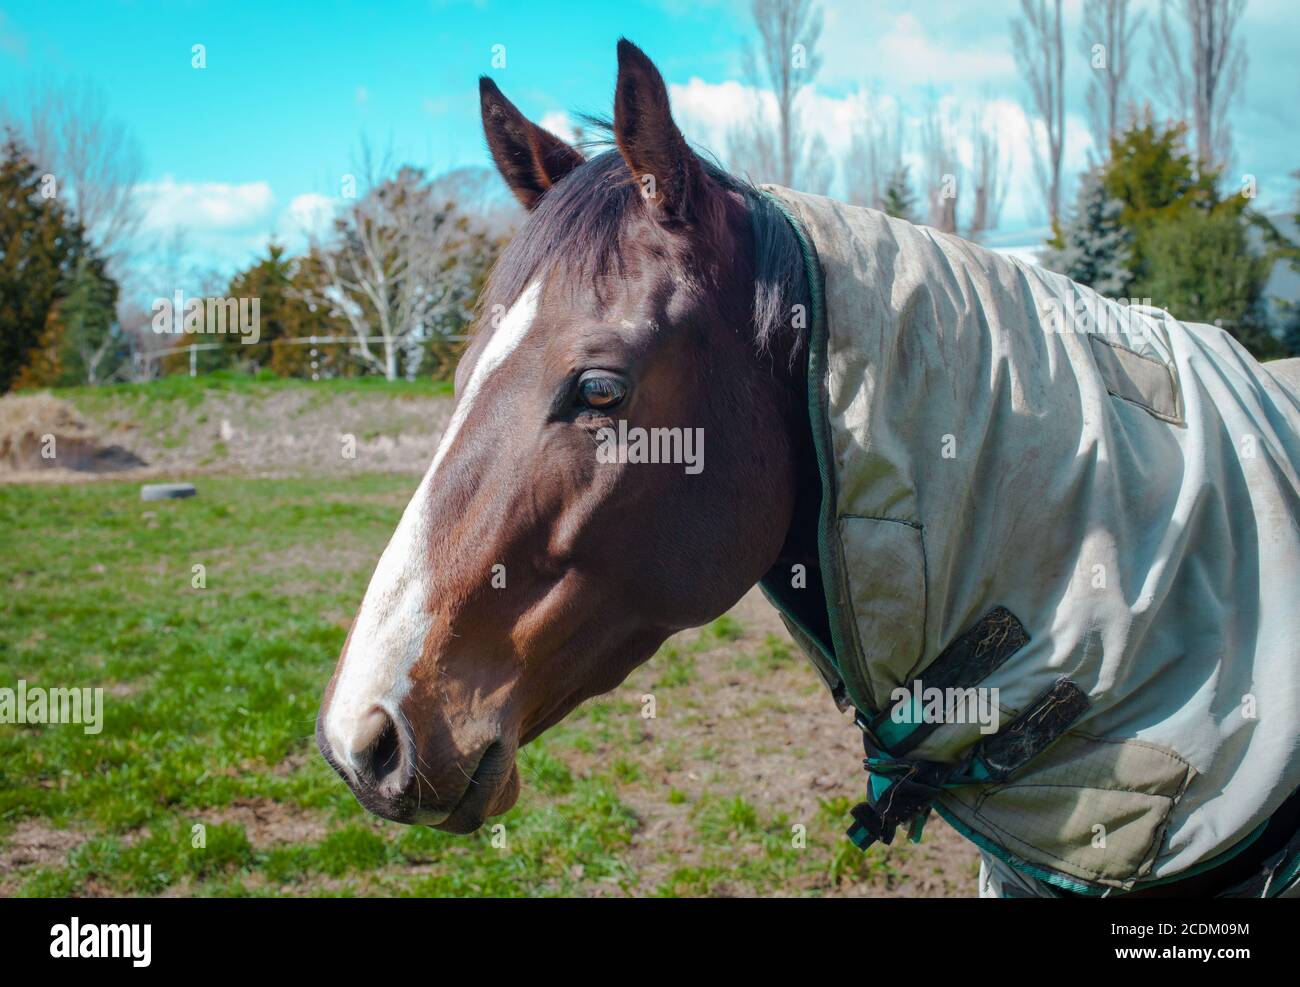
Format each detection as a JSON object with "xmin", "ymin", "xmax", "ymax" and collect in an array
[
  {"xmin": 52, "ymin": 368, "xmax": 456, "ymax": 407},
  {"xmin": 0, "ymin": 379, "xmax": 977, "ymax": 897}
]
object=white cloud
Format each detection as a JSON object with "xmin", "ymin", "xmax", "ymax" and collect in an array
[
  {"xmin": 276, "ymin": 193, "xmax": 336, "ymax": 250},
  {"xmin": 136, "ymin": 177, "xmax": 275, "ymax": 233},
  {"xmin": 668, "ymin": 76, "xmax": 1092, "ymax": 233},
  {"xmin": 669, "ymin": 77, "xmax": 769, "ymax": 154},
  {"xmin": 670, "ymin": 77, "xmax": 860, "ymax": 162},
  {"xmin": 817, "ymin": 8, "xmax": 1017, "ymax": 89},
  {"xmin": 538, "ymin": 110, "xmax": 576, "ymax": 143},
  {"xmin": 128, "ymin": 178, "xmax": 279, "ymax": 288}
]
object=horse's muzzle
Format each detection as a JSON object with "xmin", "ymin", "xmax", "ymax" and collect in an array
[
  {"xmin": 315, "ymin": 707, "xmax": 426, "ymax": 824},
  {"xmin": 315, "ymin": 708, "xmax": 516, "ymax": 830}
]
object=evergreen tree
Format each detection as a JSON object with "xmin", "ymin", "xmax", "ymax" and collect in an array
[
  {"xmin": 0, "ymin": 132, "xmax": 115, "ymax": 392},
  {"xmin": 199, "ymin": 241, "xmax": 356, "ymax": 378},
  {"xmin": 881, "ymin": 166, "xmax": 917, "ymax": 224},
  {"xmin": 1254, "ymin": 170, "xmax": 1300, "ymax": 357},
  {"xmin": 57, "ymin": 253, "xmax": 120, "ymax": 384},
  {"xmin": 224, "ymin": 241, "xmax": 292, "ymax": 373},
  {"xmin": 1280, "ymin": 306, "xmax": 1300, "ymax": 358},
  {"xmin": 1075, "ymin": 110, "xmax": 1279, "ymax": 358},
  {"xmin": 11, "ymin": 308, "xmax": 68, "ymax": 389},
  {"xmin": 1044, "ymin": 168, "xmax": 1133, "ymax": 296},
  {"xmin": 1099, "ymin": 113, "xmax": 1217, "ymax": 289},
  {"xmin": 1143, "ymin": 207, "xmax": 1278, "ymax": 358}
]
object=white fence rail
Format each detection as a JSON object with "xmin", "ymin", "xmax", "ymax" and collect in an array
[{"xmin": 169, "ymin": 334, "xmax": 469, "ymax": 378}]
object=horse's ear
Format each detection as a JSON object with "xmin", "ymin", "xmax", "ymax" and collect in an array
[
  {"xmin": 613, "ymin": 39, "xmax": 711, "ymax": 223},
  {"xmin": 479, "ymin": 77, "xmax": 585, "ymax": 210}
]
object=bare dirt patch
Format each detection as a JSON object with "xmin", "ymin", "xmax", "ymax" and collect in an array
[
  {"xmin": 0, "ymin": 820, "xmax": 88, "ymax": 896},
  {"xmin": 202, "ymin": 798, "xmax": 332, "ymax": 848},
  {"xmin": 568, "ymin": 587, "xmax": 981, "ymax": 897},
  {"xmin": 1, "ymin": 386, "xmax": 453, "ymax": 484},
  {"xmin": 84, "ymin": 387, "xmax": 450, "ymax": 478},
  {"xmin": 0, "ymin": 393, "xmax": 146, "ymax": 478}
]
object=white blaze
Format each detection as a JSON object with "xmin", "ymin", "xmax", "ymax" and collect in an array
[{"xmin": 324, "ymin": 280, "xmax": 543, "ymax": 770}]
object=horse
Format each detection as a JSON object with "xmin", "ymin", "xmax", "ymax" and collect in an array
[{"xmin": 317, "ymin": 40, "xmax": 1300, "ymax": 897}]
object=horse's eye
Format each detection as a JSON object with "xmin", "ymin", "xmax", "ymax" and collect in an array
[{"xmin": 577, "ymin": 375, "xmax": 626, "ymax": 410}]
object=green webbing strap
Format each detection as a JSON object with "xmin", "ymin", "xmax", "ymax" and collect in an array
[
  {"xmin": 867, "ymin": 605, "xmax": 1029, "ymax": 757},
  {"xmin": 848, "ymin": 674, "xmax": 1090, "ymax": 851}
]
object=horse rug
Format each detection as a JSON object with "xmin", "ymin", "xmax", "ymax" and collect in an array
[{"xmin": 757, "ymin": 184, "xmax": 1300, "ymax": 895}]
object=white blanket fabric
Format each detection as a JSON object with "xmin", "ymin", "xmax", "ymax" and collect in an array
[{"xmin": 765, "ymin": 185, "xmax": 1300, "ymax": 889}]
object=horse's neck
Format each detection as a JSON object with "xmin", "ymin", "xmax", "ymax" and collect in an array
[
  {"xmin": 774, "ymin": 348, "xmax": 823, "ymax": 575},
  {"xmin": 749, "ymin": 192, "xmax": 824, "ymax": 594},
  {"xmin": 763, "ymin": 369, "xmax": 836, "ymax": 657}
]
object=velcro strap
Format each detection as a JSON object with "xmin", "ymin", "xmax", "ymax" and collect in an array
[
  {"xmin": 872, "ymin": 606, "xmax": 1030, "ymax": 755},
  {"xmin": 973, "ymin": 676, "xmax": 1090, "ymax": 781},
  {"xmin": 848, "ymin": 676, "xmax": 1090, "ymax": 854}
]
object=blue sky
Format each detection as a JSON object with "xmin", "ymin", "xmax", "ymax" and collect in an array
[{"xmin": 2, "ymin": 0, "xmax": 1296, "ymax": 279}]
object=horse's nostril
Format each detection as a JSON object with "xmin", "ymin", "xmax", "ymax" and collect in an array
[
  {"xmin": 349, "ymin": 707, "xmax": 405, "ymax": 788},
  {"xmin": 370, "ymin": 713, "xmax": 403, "ymax": 782}
]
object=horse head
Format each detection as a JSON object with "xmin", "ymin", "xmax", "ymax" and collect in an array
[{"xmin": 317, "ymin": 40, "xmax": 816, "ymax": 832}]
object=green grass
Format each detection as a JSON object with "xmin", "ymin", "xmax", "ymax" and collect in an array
[
  {"xmin": 47, "ymin": 369, "xmax": 454, "ymax": 411},
  {"xmin": 0, "ymin": 467, "xmax": 961, "ymax": 897},
  {"xmin": 0, "ymin": 474, "xmax": 637, "ymax": 896},
  {"xmin": 703, "ymin": 613, "xmax": 744, "ymax": 643}
]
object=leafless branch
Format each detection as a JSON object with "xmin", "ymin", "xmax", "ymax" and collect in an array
[
  {"xmin": 1012, "ymin": 0, "xmax": 1067, "ymax": 226},
  {"xmin": 1082, "ymin": 0, "xmax": 1144, "ymax": 159},
  {"xmin": 727, "ymin": 0, "xmax": 831, "ymax": 193},
  {"xmin": 1150, "ymin": 0, "xmax": 1247, "ymax": 174}
]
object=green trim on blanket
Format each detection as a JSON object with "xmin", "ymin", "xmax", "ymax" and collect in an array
[
  {"xmin": 943, "ymin": 799, "xmax": 1274, "ymax": 896},
  {"xmin": 756, "ymin": 188, "xmax": 869, "ymax": 715},
  {"xmin": 1267, "ymin": 843, "xmax": 1300, "ymax": 897},
  {"xmin": 934, "ymin": 804, "xmax": 1102, "ymax": 895}
]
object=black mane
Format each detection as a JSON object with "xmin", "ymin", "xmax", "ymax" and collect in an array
[{"xmin": 481, "ymin": 147, "xmax": 808, "ymax": 362}]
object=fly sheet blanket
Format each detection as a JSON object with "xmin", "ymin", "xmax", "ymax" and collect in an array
[{"xmin": 758, "ymin": 185, "xmax": 1300, "ymax": 895}]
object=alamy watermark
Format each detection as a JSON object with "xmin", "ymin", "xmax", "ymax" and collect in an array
[
  {"xmin": 151, "ymin": 290, "xmax": 261, "ymax": 344},
  {"xmin": 595, "ymin": 421, "xmax": 704, "ymax": 475},
  {"xmin": 0, "ymin": 680, "xmax": 104, "ymax": 735},
  {"xmin": 1040, "ymin": 291, "xmax": 1155, "ymax": 340},
  {"xmin": 888, "ymin": 680, "xmax": 1001, "ymax": 735},
  {"xmin": 50, "ymin": 917, "xmax": 150, "ymax": 967}
]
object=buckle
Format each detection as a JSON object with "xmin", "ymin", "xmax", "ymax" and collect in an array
[{"xmin": 846, "ymin": 759, "xmax": 953, "ymax": 852}]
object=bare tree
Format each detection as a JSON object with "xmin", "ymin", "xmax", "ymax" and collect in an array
[
  {"xmin": 843, "ymin": 90, "xmax": 907, "ymax": 210},
  {"xmin": 108, "ymin": 227, "xmax": 196, "ymax": 383},
  {"xmin": 728, "ymin": 0, "xmax": 832, "ymax": 193},
  {"xmin": 966, "ymin": 107, "xmax": 1011, "ymax": 241},
  {"xmin": 434, "ymin": 164, "xmax": 523, "ymax": 238},
  {"xmin": 1012, "ymin": 0, "xmax": 1067, "ymax": 227},
  {"xmin": 921, "ymin": 102, "xmax": 961, "ymax": 234},
  {"xmin": 1150, "ymin": 0, "xmax": 1247, "ymax": 174},
  {"xmin": 298, "ymin": 162, "xmax": 489, "ymax": 380},
  {"xmin": 5, "ymin": 81, "xmax": 144, "ymax": 272},
  {"xmin": 1082, "ymin": 0, "xmax": 1144, "ymax": 158},
  {"xmin": 117, "ymin": 299, "xmax": 173, "ymax": 383}
]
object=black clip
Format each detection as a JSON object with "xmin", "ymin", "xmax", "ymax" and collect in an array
[{"xmin": 846, "ymin": 759, "xmax": 954, "ymax": 851}]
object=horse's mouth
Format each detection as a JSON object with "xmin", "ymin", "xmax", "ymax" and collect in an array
[{"xmin": 428, "ymin": 741, "xmax": 517, "ymax": 834}]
